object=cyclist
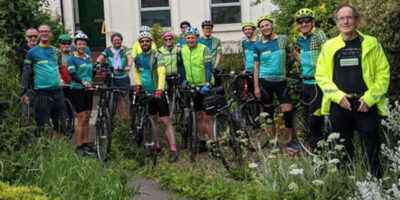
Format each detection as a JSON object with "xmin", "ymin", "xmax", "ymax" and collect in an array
[
  {"xmin": 58, "ymin": 34, "xmax": 73, "ymax": 99},
  {"xmin": 21, "ymin": 24, "xmax": 65, "ymax": 135},
  {"xmin": 176, "ymin": 21, "xmax": 191, "ymax": 51},
  {"xmin": 71, "ymin": 30, "xmax": 91, "ymax": 57},
  {"xmin": 241, "ymin": 21, "xmax": 259, "ymax": 93},
  {"xmin": 177, "ymin": 27, "xmax": 214, "ymax": 152},
  {"xmin": 199, "ymin": 20, "xmax": 222, "ymax": 86},
  {"xmin": 133, "ymin": 32, "xmax": 178, "ymax": 162},
  {"xmin": 315, "ymin": 4, "xmax": 390, "ymax": 178},
  {"xmin": 17, "ymin": 28, "xmax": 38, "ymax": 125},
  {"xmin": 253, "ymin": 15, "xmax": 301, "ymax": 152},
  {"xmin": 67, "ymin": 32, "xmax": 94, "ymax": 155},
  {"xmin": 294, "ymin": 8, "xmax": 328, "ymax": 149},
  {"xmin": 158, "ymin": 31, "xmax": 178, "ymax": 117},
  {"xmin": 130, "ymin": 26, "xmax": 157, "ymax": 60},
  {"xmin": 96, "ymin": 32, "xmax": 131, "ymax": 119}
]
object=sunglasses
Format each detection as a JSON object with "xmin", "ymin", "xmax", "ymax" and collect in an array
[
  {"xmin": 26, "ymin": 35, "xmax": 38, "ymax": 39},
  {"xmin": 297, "ymin": 18, "xmax": 312, "ymax": 24},
  {"xmin": 163, "ymin": 38, "xmax": 173, "ymax": 41},
  {"xmin": 140, "ymin": 40, "xmax": 151, "ymax": 43},
  {"xmin": 60, "ymin": 42, "xmax": 71, "ymax": 45}
]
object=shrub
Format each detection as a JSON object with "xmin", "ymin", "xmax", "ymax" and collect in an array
[{"xmin": 0, "ymin": 182, "xmax": 48, "ymax": 200}]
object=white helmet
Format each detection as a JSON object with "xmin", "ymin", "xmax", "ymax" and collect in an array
[
  {"xmin": 138, "ymin": 31, "xmax": 153, "ymax": 41},
  {"xmin": 139, "ymin": 26, "xmax": 151, "ymax": 33},
  {"xmin": 74, "ymin": 32, "xmax": 89, "ymax": 43}
]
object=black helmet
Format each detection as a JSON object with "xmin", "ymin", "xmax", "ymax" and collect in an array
[
  {"xmin": 110, "ymin": 32, "xmax": 123, "ymax": 42},
  {"xmin": 201, "ymin": 20, "xmax": 214, "ymax": 28}
]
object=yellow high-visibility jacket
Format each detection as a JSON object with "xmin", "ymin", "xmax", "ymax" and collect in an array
[{"xmin": 315, "ymin": 31, "xmax": 390, "ymax": 116}]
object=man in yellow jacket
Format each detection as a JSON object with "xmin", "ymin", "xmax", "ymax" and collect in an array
[{"xmin": 315, "ymin": 4, "xmax": 390, "ymax": 178}]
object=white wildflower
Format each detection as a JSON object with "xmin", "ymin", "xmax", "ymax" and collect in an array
[
  {"xmin": 327, "ymin": 132, "xmax": 340, "ymax": 142},
  {"xmin": 288, "ymin": 163, "xmax": 298, "ymax": 170},
  {"xmin": 351, "ymin": 173, "xmax": 383, "ymax": 200},
  {"xmin": 259, "ymin": 112, "xmax": 269, "ymax": 118},
  {"xmin": 381, "ymin": 142, "xmax": 400, "ymax": 173},
  {"xmin": 289, "ymin": 168, "xmax": 304, "ymax": 176},
  {"xmin": 381, "ymin": 99, "xmax": 400, "ymax": 136},
  {"xmin": 288, "ymin": 182, "xmax": 298, "ymax": 191},
  {"xmin": 312, "ymin": 179, "xmax": 324, "ymax": 186},
  {"xmin": 328, "ymin": 158, "xmax": 340, "ymax": 165},
  {"xmin": 334, "ymin": 144, "xmax": 345, "ymax": 151},
  {"xmin": 388, "ymin": 179, "xmax": 400, "ymax": 198},
  {"xmin": 248, "ymin": 163, "xmax": 258, "ymax": 169}
]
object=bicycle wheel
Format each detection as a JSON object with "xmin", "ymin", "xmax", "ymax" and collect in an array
[
  {"xmin": 129, "ymin": 104, "xmax": 141, "ymax": 145},
  {"xmin": 63, "ymin": 98, "xmax": 75, "ymax": 139},
  {"xmin": 96, "ymin": 107, "xmax": 112, "ymax": 162},
  {"xmin": 241, "ymin": 101, "xmax": 268, "ymax": 150},
  {"xmin": 142, "ymin": 116, "xmax": 157, "ymax": 166},
  {"xmin": 293, "ymin": 107, "xmax": 314, "ymax": 156},
  {"xmin": 214, "ymin": 113, "xmax": 244, "ymax": 172},
  {"xmin": 187, "ymin": 110, "xmax": 198, "ymax": 161},
  {"xmin": 108, "ymin": 91, "xmax": 116, "ymax": 124}
]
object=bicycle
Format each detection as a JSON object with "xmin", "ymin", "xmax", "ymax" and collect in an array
[
  {"xmin": 87, "ymin": 85, "xmax": 128, "ymax": 161},
  {"xmin": 130, "ymin": 90, "xmax": 158, "ymax": 166},
  {"xmin": 61, "ymin": 84, "xmax": 74, "ymax": 140}
]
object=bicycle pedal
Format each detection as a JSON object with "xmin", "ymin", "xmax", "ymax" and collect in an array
[{"xmin": 144, "ymin": 141, "xmax": 155, "ymax": 147}]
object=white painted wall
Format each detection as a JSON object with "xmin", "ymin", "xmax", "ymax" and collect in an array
[{"xmin": 48, "ymin": 0, "xmax": 276, "ymax": 52}]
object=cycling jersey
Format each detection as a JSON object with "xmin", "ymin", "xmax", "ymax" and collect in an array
[
  {"xmin": 133, "ymin": 51, "xmax": 166, "ymax": 93},
  {"xmin": 176, "ymin": 35, "xmax": 186, "ymax": 48},
  {"xmin": 297, "ymin": 28, "xmax": 328, "ymax": 84},
  {"xmin": 23, "ymin": 43, "xmax": 61, "ymax": 90},
  {"xmin": 71, "ymin": 45, "xmax": 91, "ymax": 57},
  {"xmin": 177, "ymin": 43, "xmax": 212, "ymax": 86},
  {"xmin": 253, "ymin": 34, "xmax": 295, "ymax": 79},
  {"xmin": 158, "ymin": 45, "xmax": 178, "ymax": 75},
  {"xmin": 131, "ymin": 41, "xmax": 157, "ymax": 59},
  {"xmin": 242, "ymin": 35, "xmax": 260, "ymax": 72},
  {"xmin": 100, "ymin": 45, "xmax": 130, "ymax": 78},
  {"xmin": 198, "ymin": 36, "xmax": 222, "ymax": 66},
  {"xmin": 67, "ymin": 52, "xmax": 93, "ymax": 89},
  {"xmin": 316, "ymin": 31, "xmax": 390, "ymax": 116}
]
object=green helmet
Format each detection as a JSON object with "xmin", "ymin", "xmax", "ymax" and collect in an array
[
  {"xmin": 58, "ymin": 34, "xmax": 72, "ymax": 42},
  {"xmin": 256, "ymin": 15, "xmax": 274, "ymax": 27},
  {"xmin": 295, "ymin": 8, "xmax": 314, "ymax": 20},
  {"xmin": 241, "ymin": 21, "xmax": 256, "ymax": 30}
]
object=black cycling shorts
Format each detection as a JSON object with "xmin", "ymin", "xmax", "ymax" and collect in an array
[
  {"xmin": 259, "ymin": 79, "xmax": 291, "ymax": 104},
  {"xmin": 70, "ymin": 89, "xmax": 93, "ymax": 113},
  {"xmin": 148, "ymin": 95, "xmax": 170, "ymax": 117}
]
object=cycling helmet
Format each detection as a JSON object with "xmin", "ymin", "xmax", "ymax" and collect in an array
[
  {"xmin": 139, "ymin": 26, "xmax": 151, "ymax": 33},
  {"xmin": 180, "ymin": 21, "xmax": 191, "ymax": 28},
  {"xmin": 74, "ymin": 30, "xmax": 85, "ymax": 36},
  {"xmin": 201, "ymin": 20, "xmax": 214, "ymax": 28},
  {"xmin": 74, "ymin": 32, "xmax": 88, "ymax": 43},
  {"xmin": 256, "ymin": 15, "xmax": 274, "ymax": 27},
  {"xmin": 162, "ymin": 32, "xmax": 174, "ymax": 40},
  {"xmin": 241, "ymin": 21, "xmax": 256, "ymax": 30},
  {"xmin": 59, "ymin": 34, "xmax": 72, "ymax": 43},
  {"xmin": 138, "ymin": 31, "xmax": 153, "ymax": 41},
  {"xmin": 184, "ymin": 27, "xmax": 200, "ymax": 36},
  {"xmin": 295, "ymin": 8, "xmax": 315, "ymax": 20},
  {"xmin": 110, "ymin": 32, "xmax": 123, "ymax": 41}
]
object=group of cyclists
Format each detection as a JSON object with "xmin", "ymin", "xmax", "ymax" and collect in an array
[{"xmin": 17, "ymin": 4, "xmax": 390, "ymax": 177}]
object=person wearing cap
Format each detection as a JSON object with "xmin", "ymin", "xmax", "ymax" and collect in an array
[
  {"xmin": 241, "ymin": 21, "xmax": 259, "ymax": 93},
  {"xmin": 199, "ymin": 20, "xmax": 223, "ymax": 86},
  {"xmin": 253, "ymin": 15, "xmax": 301, "ymax": 152},
  {"xmin": 177, "ymin": 27, "xmax": 214, "ymax": 153},
  {"xmin": 133, "ymin": 31, "xmax": 178, "ymax": 163},
  {"xmin": 294, "ymin": 8, "xmax": 328, "ymax": 149},
  {"xmin": 176, "ymin": 21, "xmax": 191, "ymax": 51},
  {"xmin": 67, "ymin": 32, "xmax": 94, "ymax": 155},
  {"xmin": 96, "ymin": 32, "xmax": 131, "ymax": 119}
]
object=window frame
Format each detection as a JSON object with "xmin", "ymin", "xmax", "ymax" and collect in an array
[
  {"xmin": 139, "ymin": 0, "xmax": 171, "ymax": 27},
  {"xmin": 210, "ymin": 0, "xmax": 242, "ymax": 25}
]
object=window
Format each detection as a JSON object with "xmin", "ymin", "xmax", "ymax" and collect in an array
[
  {"xmin": 140, "ymin": 0, "xmax": 171, "ymax": 27},
  {"xmin": 211, "ymin": 0, "xmax": 241, "ymax": 24}
]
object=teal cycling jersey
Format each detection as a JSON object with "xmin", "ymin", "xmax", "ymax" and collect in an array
[
  {"xmin": 253, "ymin": 34, "xmax": 295, "ymax": 79},
  {"xmin": 198, "ymin": 36, "xmax": 222, "ymax": 66},
  {"xmin": 24, "ymin": 44, "xmax": 61, "ymax": 90},
  {"xmin": 297, "ymin": 28, "xmax": 328, "ymax": 84},
  {"xmin": 71, "ymin": 45, "xmax": 91, "ymax": 57},
  {"xmin": 100, "ymin": 46, "xmax": 130, "ymax": 78},
  {"xmin": 134, "ymin": 52, "xmax": 165, "ymax": 93},
  {"xmin": 242, "ymin": 35, "xmax": 259, "ymax": 72},
  {"xmin": 176, "ymin": 36, "xmax": 186, "ymax": 48},
  {"xmin": 67, "ymin": 52, "xmax": 93, "ymax": 89}
]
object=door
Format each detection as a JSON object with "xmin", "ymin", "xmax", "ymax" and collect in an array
[{"xmin": 78, "ymin": 0, "xmax": 105, "ymax": 51}]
